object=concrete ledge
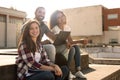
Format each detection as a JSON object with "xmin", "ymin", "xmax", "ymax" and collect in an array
[
  {"xmin": 0, "ymin": 53, "xmax": 89, "ymax": 80},
  {"xmin": 55, "ymin": 53, "xmax": 89, "ymax": 73},
  {"xmin": 0, "ymin": 56, "xmax": 120, "ymax": 80},
  {"xmin": 81, "ymin": 53, "xmax": 89, "ymax": 70},
  {"xmin": 85, "ymin": 64, "xmax": 120, "ymax": 80},
  {"xmin": 0, "ymin": 64, "xmax": 17, "ymax": 80},
  {"xmin": 102, "ymin": 69, "xmax": 120, "ymax": 80},
  {"xmin": 89, "ymin": 56, "xmax": 120, "ymax": 65}
]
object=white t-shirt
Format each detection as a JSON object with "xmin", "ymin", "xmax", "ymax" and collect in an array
[
  {"xmin": 51, "ymin": 25, "xmax": 71, "ymax": 34},
  {"xmin": 34, "ymin": 52, "xmax": 41, "ymax": 63},
  {"xmin": 51, "ymin": 25, "xmax": 71, "ymax": 60}
]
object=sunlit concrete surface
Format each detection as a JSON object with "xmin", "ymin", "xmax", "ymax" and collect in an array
[
  {"xmin": 0, "ymin": 55, "xmax": 16, "ymax": 66},
  {"xmin": 0, "ymin": 49, "xmax": 17, "ymax": 55},
  {"xmin": 84, "ymin": 64, "xmax": 120, "ymax": 80}
]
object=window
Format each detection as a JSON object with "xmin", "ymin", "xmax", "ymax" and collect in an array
[
  {"xmin": 109, "ymin": 39, "xmax": 118, "ymax": 44},
  {"xmin": 107, "ymin": 14, "xmax": 118, "ymax": 20},
  {"xmin": 9, "ymin": 17, "xmax": 23, "ymax": 24},
  {"xmin": 0, "ymin": 15, "xmax": 6, "ymax": 22},
  {"xmin": 108, "ymin": 26, "xmax": 120, "ymax": 31}
]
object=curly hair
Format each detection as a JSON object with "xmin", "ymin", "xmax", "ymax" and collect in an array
[{"xmin": 49, "ymin": 10, "xmax": 65, "ymax": 29}]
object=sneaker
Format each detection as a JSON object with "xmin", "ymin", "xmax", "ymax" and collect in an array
[
  {"xmin": 69, "ymin": 71, "xmax": 76, "ymax": 80},
  {"xmin": 75, "ymin": 71, "xmax": 86, "ymax": 78}
]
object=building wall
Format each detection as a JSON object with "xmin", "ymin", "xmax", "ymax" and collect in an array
[
  {"xmin": 103, "ymin": 8, "xmax": 120, "ymax": 31},
  {"xmin": 0, "ymin": 22, "xmax": 5, "ymax": 47},
  {"xmin": 0, "ymin": 7, "xmax": 26, "ymax": 48},
  {"xmin": 102, "ymin": 8, "xmax": 120, "ymax": 44},
  {"xmin": 7, "ymin": 23, "xmax": 17, "ymax": 47},
  {"xmin": 103, "ymin": 31, "xmax": 120, "ymax": 44},
  {"xmin": 62, "ymin": 5, "xmax": 103, "ymax": 36},
  {"xmin": 62, "ymin": 5, "xmax": 120, "ymax": 44}
]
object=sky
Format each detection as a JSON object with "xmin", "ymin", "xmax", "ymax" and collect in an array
[{"xmin": 0, "ymin": 0, "xmax": 120, "ymax": 20}]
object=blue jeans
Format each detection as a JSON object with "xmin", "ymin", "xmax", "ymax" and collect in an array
[
  {"xmin": 68, "ymin": 45, "xmax": 81, "ymax": 71},
  {"xmin": 26, "ymin": 71, "xmax": 54, "ymax": 80},
  {"xmin": 56, "ymin": 66, "xmax": 69, "ymax": 80},
  {"xmin": 26, "ymin": 66, "xmax": 69, "ymax": 80},
  {"xmin": 43, "ymin": 44, "xmax": 56, "ymax": 63}
]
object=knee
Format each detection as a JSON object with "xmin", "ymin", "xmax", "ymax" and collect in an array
[
  {"xmin": 73, "ymin": 45, "xmax": 79, "ymax": 48},
  {"xmin": 70, "ymin": 47, "xmax": 75, "ymax": 52},
  {"xmin": 61, "ymin": 66, "xmax": 69, "ymax": 78},
  {"xmin": 48, "ymin": 44, "xmax": 56, "ymax": 51},
  {"xmin": 73, "ymin": 45, "xmax": 80, "ymax": 51},
  {"xmin": 46, "ymin": 71, "xmax": 55, "ymax": 80},
  {"xmin": 69, "ymin": 47, "xmax": 75, "ymax": 55},
  {"xmin": 44, "ymin": 44, "xmax": 56, "ymax": 55}
]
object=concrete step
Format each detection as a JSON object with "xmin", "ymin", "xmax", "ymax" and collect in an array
[
  {"xmin": 83, "ymin": 64, "xmax": 120, "ymax": 80},
  {"xmin": 0, "ymin": 63, "xmax": 119, "ymax": 80},
  {"xmin": 0, "ymin": 49, "xmax": 17, "ymax": 55},
  {"xmin": 89, "ymin": 55, "xmax": 120, "ymax": 65},
  {"xmin": 55, "ymin": 53, "xmax": 89, "ymax": 73},
  {"xmin": 0, "ymin": 53, "xmax": 89, "ymax": 80},
  {"xmin": 0, "ymin": 54, "xmax": 120, "ymax": 80}
]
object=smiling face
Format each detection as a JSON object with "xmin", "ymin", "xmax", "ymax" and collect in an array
[
  {"xmin": 57, "ymin": 12, "xmax": 63, "ymax": 24},
  {"xmin": 35, "ymin": 7, "xmax": 45, "ymax": 21},
  {"xmin": 57, "ymin": 12, "xmax": 66, "ymax": 25},
  {"xmin": 29, "ymin": 22, "xmax": 40, "ymax": 40}
]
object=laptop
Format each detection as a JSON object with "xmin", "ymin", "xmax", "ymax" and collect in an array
[{"xmin": 53, "ymin": 31, "xmax": 70, "ymax": 46}]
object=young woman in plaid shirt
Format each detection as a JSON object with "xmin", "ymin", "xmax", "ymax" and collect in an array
[{"xmin": 16, "ymin": 19, "xmax": 69, "ymax": 80}]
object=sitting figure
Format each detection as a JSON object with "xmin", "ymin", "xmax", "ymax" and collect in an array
[
  {"xmin": 16, "ymin": 19, "xmax": 69, "ymax": 80},
  {"xmin": 49, "ymin": 10, "xmax": 88, "ymax": 79}
]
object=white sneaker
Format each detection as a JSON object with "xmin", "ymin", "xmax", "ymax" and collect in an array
[
  {"xmin": 75, "ymin": 71, "xmax": 86, "ymax": 78},
  {"xmin": 69, "ymin": 71, "xmax": 76, "ymax": 80}
]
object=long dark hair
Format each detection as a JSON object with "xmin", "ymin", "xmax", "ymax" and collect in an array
[
  {"xmin": 49, "ymin": 10, "xmax": 64, "ymax": 29},
  {"xmin": 19, "ymin": 19, "xmax": 40, "ymax": 53}
]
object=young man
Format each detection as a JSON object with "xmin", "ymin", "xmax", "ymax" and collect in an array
[{"xmin": 34, "ymin": 7, "xmax": 56, "ymax": 63}]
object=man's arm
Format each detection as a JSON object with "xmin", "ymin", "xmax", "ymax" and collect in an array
[
  {"xmin": 40, "ymin": 30, "xmax": 56, "ymax": 45},
  {"xmin": 41, "ymin": 22, "xmax": 56, "ymax": 42},
  {"xmin": 41, "ymin": 39, "xmax": 51, "ymax": 45},
  {"xmin": 46, "ymin": 31, "xmax": 56, "ymax": 41}
]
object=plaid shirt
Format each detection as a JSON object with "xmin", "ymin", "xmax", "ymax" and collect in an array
[{"xmin": 16, "ymin": 42, "xmax": 53, "ymax": 80}]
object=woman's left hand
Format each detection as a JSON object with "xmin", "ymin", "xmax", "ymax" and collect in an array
[{"xmin": 54, "ymin": 65, "xmax": 62, "ymax": 76}]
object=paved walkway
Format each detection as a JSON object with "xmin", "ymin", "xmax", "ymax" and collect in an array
[
  {"xmin": 83, "ymin": 64, "xmax": 120, "ymax": 80},
  {"xmin": 0, "ymin": 49, "xmax": 17, "ymax": 66},
  {"xmin": 0, "ymin": 55, "xmax": 16, "ymax": 66}
]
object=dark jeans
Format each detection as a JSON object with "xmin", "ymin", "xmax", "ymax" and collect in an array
[{"xmin": 26, "ymin": 66, "xmax": 69, "ymax": 80}]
